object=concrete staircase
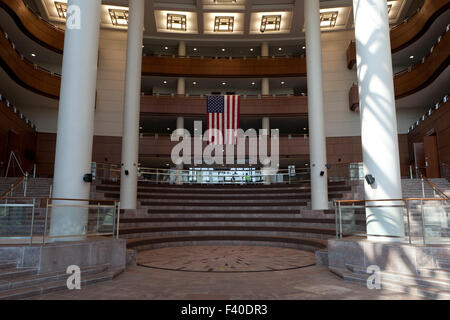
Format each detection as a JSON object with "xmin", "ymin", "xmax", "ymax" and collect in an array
[
  {"xmin": 0, "ymin": 260, "xmax": 122, "ymax": 300},
  {"xmin": 329, "ymin": 262, "xmax": 450, "ymax": 300},
  {"xmin": 402, "ymin": 178, "xmax": 450, "ymax": 198},
  {"xmin": 92, "ymin": 181, "xmax": 356, "ymax": 253},
  {"xmin": 0, "ymin": 178, "xmax": 52, "ymax": 197}
]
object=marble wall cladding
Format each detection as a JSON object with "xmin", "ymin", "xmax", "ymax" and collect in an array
[
  {"xmin": 328, "ymin": 239, "xmax": 450, "ymax": 275},
  {"xmin": 0, "ymin": 239, "xmax": 126, "ymax": 273}
]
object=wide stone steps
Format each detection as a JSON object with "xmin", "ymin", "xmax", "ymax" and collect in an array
[
  {"xmin": 126, "ymin": 235, "xmax": 328, "ymax": 253},
  {"xmin": 119, "ymin": 226, "xmax": 336, "ymax": 240}
]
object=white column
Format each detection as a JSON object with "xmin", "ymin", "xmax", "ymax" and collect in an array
[
  {"xmin": 262, "ymin": 117, "xmax": 271, "ymax": 185},
  {"xmin": 120, "ymin": 0, "xmax": 145, "ymax": 210},
  {"xmin": 305, "ymin": 0, "xmax": 329, "ymax": 210},
  {"xmin": 49, "ymin": 0, "xmax": 101, "ymax": 240},
  {"xmin": 177, "ymin": 77, "xmax": 185, "ymax": 95},
  {"xmin": 178, "ymin": 41, "xmax": 186, "ymax": 57},
  {"xmin": 353, "ymin": 0, "xmax": 404, "ymax": 241},
  {"xmin": 261, "ymin": 42, "xmax": 269, "ymax": 57},
  {"xmin": 176, "ymin": 117, "xmax": 184, "ymax": 184},
  {"xmin": 261, "ymin": 78, "xmax": 269, "ymax": 96}
]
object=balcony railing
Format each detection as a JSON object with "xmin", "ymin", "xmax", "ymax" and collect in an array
[{"xmin": 334, "ymin": 198, "xmax": 450, "ymax": 245}]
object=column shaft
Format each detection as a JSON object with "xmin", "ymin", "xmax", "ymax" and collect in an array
[
  {"xmin": 177, "ymin": 77, "xmax": 186, "ymax": 95},
  {"xmin": 261, "ymin": 78, "xmax": 269, "ymax": 96},
  {"xmin": 176, "ymin": 117, "xmax": 184, "ymax": 184},
  {"xmin": 120, "ymin": 0, "xmax": 145, "ymax": 210},
  {"xmin": 261, "ymin": 42, "xmax": 269, "ymax": 57},
  {"xmin": 353, "ymin": 0, "xmax": 404, "ymax": 240},
  {"xmin": 50, "ymin": 0, "xmax": 101, "ymax": 240},
  {"xmin": 305, "ymin": 0, "xmax": 329, "ymax": 210}
]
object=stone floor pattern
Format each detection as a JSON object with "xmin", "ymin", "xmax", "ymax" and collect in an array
[
  {"xmin": 31, "ymin": 246, "xmax": 423, "ymax": 300},
  {"xmin": 137, "ymin": 246, "xmax": 316, "ymax": 272}
]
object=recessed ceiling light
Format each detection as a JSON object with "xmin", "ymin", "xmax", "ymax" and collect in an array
[
  {"xmin": 214, "ymin": 16, "xmax": 234, "ymax": 33},
  {"xmin": 222, "ymin": 82, "xmax": 226, "ymax": 85},
  {"xmin": 167, "ymin": 127, "xmax": 171, "ymax": 130},
  {"xmin": 281, "ymin": 81, "xmax": 285, "ymax": 85},
  {"xmin": 221, "ymin": 48, "xmax": 226, "ymax": 52},
  {"xmin": 320, "ymin": 11, "xmax": 338, "ymax": 28},
  {"xmin": 260, "ymin": 15, "xmax": 281, "ymax": 33},
  {"xmin": 278, "ymin": 47, "xmax": 282, "ymax": 51},
  {"xmin": 302, "ymin": 46, "xmax": 306, "ymax": 49},
  {"xmin": 193, "ymin": 81, "xmax": 197, "ymax": 85},
  {"xmin": 251, "ymin": 82, "xmax": 255, "ymax": 85},
  {"xmin": 109, "ymin": 8, "xmax": 129, "ymax": 26},
  {"xmin": 166, "ymin": 13, "xmax": 187, "ymax": 31},
  {"xmin": 409, "ymin": 55, "xmax": 414, "ymax": 59},
  {"xmin": 163, "ymin": 80, "xmax": 167, "ymax": 84},
  {"xmin": 250, "ymin": 48, "xmax": 254, "ymax": 52},
  {"xmin": 31, "ymin": 53, "xmax": 36, "ymax": 57},
  {"xmin": 193, "ymin": 48, "xmax": 197, "ymax": 51},
  {"xmin": 164, "ymin": 46, "xmax": 169, "ymax": 50}
]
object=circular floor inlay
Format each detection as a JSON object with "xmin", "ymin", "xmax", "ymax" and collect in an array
[{"xmin": 137, "ymin": 246, "xmax": 316, "ymax": 272}]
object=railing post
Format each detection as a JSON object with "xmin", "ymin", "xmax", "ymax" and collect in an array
[
  {"xmin": 334, "ymin": 202, "xmax": 338, "ymax": 239},
  {"xmin": 30, "ymin": 198, "xmax": 35, "ymax": 245},
  {"xmin": 43, "ymin": 198, "xmax": 49, "ymax": 244},
  {"xmin": 23, "ymin": 173, "xmax": 28, "ymax": 197},
  {"xmin": 406, "ymin": 200, "xmax": 411, "ymax": 244},
  {"xmin": 421, "ymin": 198, "xmax": 426, "ymax": 245},
  {"xmin": 116, "ymin": 201, "xmax": 120, "ymax": 239},
  {"xmin": 339, "ymin": 202, "xmax": 343, "ymax": 239}
]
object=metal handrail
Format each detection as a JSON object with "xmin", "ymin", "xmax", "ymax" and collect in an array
[
  {"xmin": 0, "ymin": 176, "xmax": 25, "ymax": 199},
  {"xmin": 421, "ymin": 175, "xmax": 450, "ymax": 203},
  {"xmin": 0, "ymin": 196, "xmax": 120, "ymax": 244}
]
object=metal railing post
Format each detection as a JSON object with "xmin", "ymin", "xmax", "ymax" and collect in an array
[
  {"xmin": 421, "ymin": 198, "xmax": 426, "ymax": 245},
  {"xmin": 334, "ymin": 202, "xmax": 338, "ymax": 239},
  {"xmin": 43, "ymin": 198, "xmax": 49, "ymax": 244},
  {"xmin": 116, "ymin": 202, "xmax": 120, "ymax": 239},
  {"xmin": 339, "ymin": 202, "xmax": 343, "ymax": 239},
  {"xmin": 406, "ymin": 200, "xmax": 411, "ymax": 244},
  {"xmin": 29, "ymin": 198, "xmax": 35, "ymax": 245},
  {"xmin": 23, "ymin": 173, "xmax": 28, "ymax": 197}
]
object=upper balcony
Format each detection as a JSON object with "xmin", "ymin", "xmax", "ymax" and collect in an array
[
  {"xmin": 141, "ymin": 55, "xmax": 306, "ymax": 78},
  {"xmin": 140, "ymin": 94, "xmax": 308, "ymax": 117},
  {"xmin": 0, "ymin": 26, "xmax": 60, "ymax": 99},
  {"xmin": 347, "ymin": 0, "xmax": 450, "ymax": 69},
  {"xmin": 0, "ymin": 0, "xmax": 64, "ymax": 53},
  {"xmin": 349, "ymin": 23, "xmax": 450, "ymax": 111}
]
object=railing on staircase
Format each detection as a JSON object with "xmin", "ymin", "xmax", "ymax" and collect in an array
[
  {"xmin": 0, "ymin": 174, "xmax": 28, "ymax": 199},
  {"xmin": 334, "ymin": 198, "xmax": 450, "ymax": 245},
  {"xmin": 0, "ymin": 197, "xmax": 121, "ymax": 245},
  {"xmin": 421, "ymin": 175, "xmax": 450, "ymax": 203},
  {"xmin": 91, "ymin": 162, "xmax": 365, "ymax": 185}
]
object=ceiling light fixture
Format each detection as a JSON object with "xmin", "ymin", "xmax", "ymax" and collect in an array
[
  {"xmin": 214, "ymin": 16, "xmax": 234, "ymax": 32},
  {"xmin": 167, "ymin": 13, "xmax": 187, "ymax": 31},
  {"xmin": 109, "ymin": 8, "xmax": 129, "ymax": 26},
  {"xmin": 31, "ymin": 53, "xmax": 36, "ymax": 57},
  {"xmin": 260, "ymin": 15, "xmax": 281, "ymax": 33},
  {"xmin": 320, "ymin": 11, "xmax": 338, "ymax": 28},
  {"xmin": 54, "ymin": 1, "xmax": 67, "ymax": 18}
]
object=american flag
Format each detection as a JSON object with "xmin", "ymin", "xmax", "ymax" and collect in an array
[{"xmin": 206, "ymin": 95, "xmax": 240, "ymax": 145}]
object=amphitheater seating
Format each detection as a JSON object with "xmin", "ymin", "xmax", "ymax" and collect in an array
[{"xmin": 93, "ymin": 181, "xmax": 354, "ymax": 253}]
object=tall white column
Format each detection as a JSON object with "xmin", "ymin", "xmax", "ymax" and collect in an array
[
  {"xmin": 176, "ymin": 117, "xmax": 184, "ymax": 184},
  {"xmin": 262, "ymin": 117, "xmax": 271, "ymax": 185},
  {"xmin": 120, "ymin": 0, "xmax": 145, "ymax": 210},
  {"xmin": 261, "ymin": 42, "xmax": 269, "ymax": 57},
  {"xmin": 49, "ymin": 0, "xmax": 101, "ymax": 240},
  {"xmin": 305, "ymin": 0, "xmax": 329, "ymax": 210},
  {"xmin": 178, "ymin": 41, "xmax": 186, "ymax": 57},
  {"xmin": 261, "ymin": 78, "xmax": 269, "ymax": 96},
  {"xmin": 353, "ymin": 0, "xmax": 404, "ymax": 241},
  {"xmin": 177, "ymin": 77, "xmax": 185, "ymax": 95}
]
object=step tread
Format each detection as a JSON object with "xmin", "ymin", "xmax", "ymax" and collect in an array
[
  {"xmin": 0, "ymin": 268, "xmax": 120, "ymax": 300},
  {"xmin": 0, "ymin": 264, "xmax": 111, "ymax": 291},
  {"xmin": 126, "ymin": 234, "xmax": 328, "ymax": 249}
]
